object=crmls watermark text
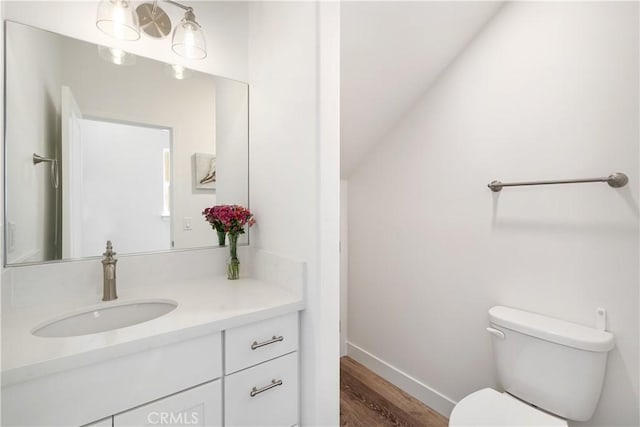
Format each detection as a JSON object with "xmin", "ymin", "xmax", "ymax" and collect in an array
[{"xmin": 147, "ymin": 411, "xmax": 200, "ymax": 425}]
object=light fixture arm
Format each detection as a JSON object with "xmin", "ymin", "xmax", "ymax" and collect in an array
[
  {"xmin": 165, "ymin": 1, "xmax": 200, "ymax": 27},
  {"xmin": 164, "ymin": 0, "xmax": 192, "ymax": 12}
]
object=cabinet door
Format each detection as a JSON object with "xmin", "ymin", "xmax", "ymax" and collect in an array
[
  {"xmin": 225, "ymin": 352, "xmax": 298, "ymax": 427},
  {"xmin": 114, "ymin": 380, "xmax": 221, "ymax": 427}
]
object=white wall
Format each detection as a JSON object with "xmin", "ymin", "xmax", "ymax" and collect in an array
[
  {"xmin": 340, "ymin": 1, "xmax": 503, "ymax": 177},
  {"xmin": 5, "ymin": 22, "xmax": 62, "ymax": 263},
  {"xmin": 347, "ymin": 2, "xmax": 639, "ymax": 426},
  {"xmin": 215, "ymin": 78, "xmax": 250, "ymax": 208},
  {"xmin": 248, "ymin": 2, "xmax": 340, "ymax": 425},
  {"xmin": 340, "ymin": 180, "xmax": 348, "ymax": 357}
]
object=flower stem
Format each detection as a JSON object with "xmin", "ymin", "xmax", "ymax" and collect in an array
[{"xmin": 227, "ymin": 233, "xmax": 239, "ymax": 280}]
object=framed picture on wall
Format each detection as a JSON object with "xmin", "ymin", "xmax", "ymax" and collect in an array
[{"xmin": 193, "ymin": 153, "xmax": 216, "ymax": 190}]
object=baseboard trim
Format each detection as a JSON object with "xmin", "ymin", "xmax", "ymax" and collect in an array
[{"xmin": 346, "ymin": 341, "xmax": 456, "ymax": 417}]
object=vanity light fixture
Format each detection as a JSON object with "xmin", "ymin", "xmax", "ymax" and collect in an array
[
  {"xmin": 97, "ymin": 0, "xmax": 207, "ymax": 60},
  {"xmin": 96, "ymin": 0, "xmax": 141, "ymax": 41}
]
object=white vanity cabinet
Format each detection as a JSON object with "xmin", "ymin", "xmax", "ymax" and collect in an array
[
  {"xmin": 2, "ymin": 311, "xmax": 300, "ymax": 427},
  {"xmin": 104, "ymin": 312, "xmax": 300, "ymax": 427},
  {"xmin": 224, "ymin": 312, "xmax": 299, "ymax": 427},
  {"xmin": 114, "ymin": 380, "xmax": 222, "ymax": 427}
]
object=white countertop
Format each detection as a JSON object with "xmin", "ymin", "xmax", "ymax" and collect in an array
[{"xmin": 2, "ymin": 276, "xmax": 304, "ymax": 387}]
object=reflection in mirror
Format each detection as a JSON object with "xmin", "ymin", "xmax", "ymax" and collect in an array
[{"xmin": 4, "ymin": 21, "xmax": 249, "ymax": 266}]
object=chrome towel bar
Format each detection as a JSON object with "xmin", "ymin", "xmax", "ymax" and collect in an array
[{"xmin": 488, "ymin": 172, "xmax": 628, "ymax": 192}]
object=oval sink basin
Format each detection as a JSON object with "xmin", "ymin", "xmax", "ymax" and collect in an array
[{"xmin": 32, "ymin": 299, "xmax": 178, "ymax": 338}]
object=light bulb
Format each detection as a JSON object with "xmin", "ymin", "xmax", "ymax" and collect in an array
[
  {"xmin": 96, "ymin": 0, "xmax": 140, "ymax": 41},
  {"xmin": 172, "ymin": 64, "xmax": 185, "ymax": 80},
  {"xmin": 110, "ymin": 48, "xmax": 125, "ymax": 65},
  {"xmin": 171, "ymin": 10, "xmax": 207, "ymax": 60},
  {"xmin": 183, "ymin": 28, "xmax": 196, "ymax": 59},
  {"xmin": 165, "ymin": 63, "xmax": 191, "ymax": 80},
  {"xmin": 112, "ymin": 5, "xmax": 127, "ymax": 39}
]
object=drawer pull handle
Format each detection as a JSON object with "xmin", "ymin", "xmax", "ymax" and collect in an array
[
  {"xmin": 251, "ymin": 335, "xmax": 284, "ymax": 350},
  {"xmin": 250, "ymin": 379, "xmax": 283, "ymax": 397}
]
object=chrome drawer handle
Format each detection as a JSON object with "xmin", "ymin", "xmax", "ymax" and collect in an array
[
  {"xmin": 250, "ymin": 379, "xmax": 283, "ymax": 397},
  {"xmin": 251, "ymin": 335, "xmax": 284, "ymax": 350}
]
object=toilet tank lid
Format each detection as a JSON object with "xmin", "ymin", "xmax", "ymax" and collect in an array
[{"xmin": 489, "ymin": 306, "xmax": 615, "ymax": 352}]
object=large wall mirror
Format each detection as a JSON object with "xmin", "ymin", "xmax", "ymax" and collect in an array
[{"xmin": 4, "ymin": 21, "xmax": 249, "ymax": 266}]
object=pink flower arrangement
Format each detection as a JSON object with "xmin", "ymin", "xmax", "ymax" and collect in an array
[{"xmin": 202, "ymin": 204, "xmax": 255, "ymax": 235}]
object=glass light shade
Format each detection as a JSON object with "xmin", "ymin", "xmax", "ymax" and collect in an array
[
  {"xmin": 171, "ymin": 17, "xmax": 207, "ymax": 60},
  {"xmin": 98, "ymin": 45, "xmax": 136, "ymax": 66},
  {"xmin": 96, "ymin": 0, "xmax": 140, "ymax": 41}
]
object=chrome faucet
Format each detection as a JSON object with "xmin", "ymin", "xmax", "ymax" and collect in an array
[{"xmin": 102, "ymin": 240, "xmax": 118, "ymax": 301}]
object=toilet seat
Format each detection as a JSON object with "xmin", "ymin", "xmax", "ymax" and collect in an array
[{"xmin": 449, "ymin": 388, "xmax": 568, "ymax": 426}]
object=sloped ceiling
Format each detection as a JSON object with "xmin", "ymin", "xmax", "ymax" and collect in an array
[{"xmin": 341, "ymin": 1, "xmax": 504, "ymax": 178}]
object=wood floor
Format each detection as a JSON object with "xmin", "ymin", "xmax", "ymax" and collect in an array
[{"xmin": 340, "ymin": 357, "xmax": 449, "ymax": 427}]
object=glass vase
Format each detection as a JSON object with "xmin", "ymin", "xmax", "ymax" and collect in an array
[
  {"xmin": 217, "ymin": 230, "xmax": 226, "ymax": 246},
  {"xmin": 227, "ymin": 233, "xmax": 240, "ymax": 280}
]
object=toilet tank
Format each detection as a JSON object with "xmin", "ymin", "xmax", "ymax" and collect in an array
[{"xmin": 488, "ymin": 306, "xmax": 615, "ymax": 422}]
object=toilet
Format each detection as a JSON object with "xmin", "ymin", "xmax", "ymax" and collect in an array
[{"xmin": 449, "ymin": 306, "xmax": 615, "ymax": 426}]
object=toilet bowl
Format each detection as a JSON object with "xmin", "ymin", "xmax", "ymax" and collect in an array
[
  {"xmin": 449, "ymin": 388, "xmax": 567, "ymax": 426},
  {"xmin": 448, "ymin": 306, "xmax": 615, "ymax": 426}
]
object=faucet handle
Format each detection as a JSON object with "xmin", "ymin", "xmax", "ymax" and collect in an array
[{"xmin": 103, "ymin": 240, "xmax": 117, "ymax": 258}]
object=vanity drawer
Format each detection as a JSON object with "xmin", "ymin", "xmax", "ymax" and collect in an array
[
  {"xmin": 224, "ymin": 352, "xmax": 298, "ymax": 427},
  {"xmin": 225, "ymin": 312, "xmax": 298, "ymax": 374}
]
